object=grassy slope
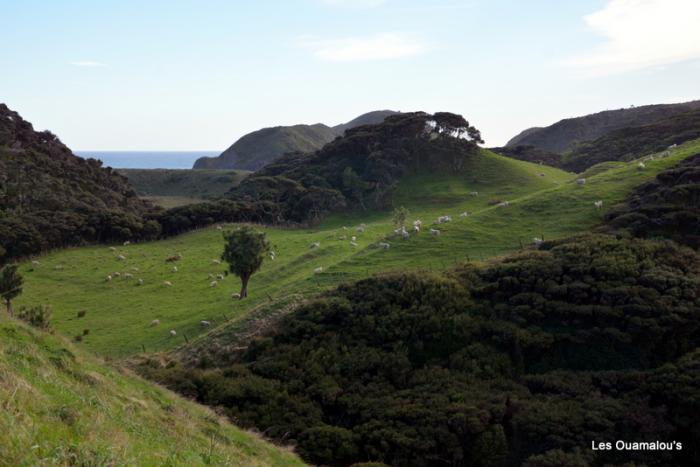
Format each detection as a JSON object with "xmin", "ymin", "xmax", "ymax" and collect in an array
[
  {"xmin": 16, "ymin": 142, "xmax": 698, "ymax": 357},
  {"xmin": 0, "ymin": 318, "xmax": 303, "ymax": 466},
  {"xmin": 119, "ymin": 169, "xmax": 250, "ymax": 208}
]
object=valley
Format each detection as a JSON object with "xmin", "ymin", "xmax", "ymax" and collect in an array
[
  {"xmin": 5, "ymin": 2, "xmax": 700, "ymax": 464},
  {"xmin": 16, "ymin": 141, "xmax": 697, "ymax": 358}
]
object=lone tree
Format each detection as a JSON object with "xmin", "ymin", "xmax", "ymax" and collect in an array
[
  {"xmin": 221, "ymin": 226, "xmax": 271, "ymax": 299},
  {"xmin": 392, "ymin": 206, "xmax": 410, "ymax": 229},
  {"xmin": 0, "ymin": 264, "xmax": 23, "ymax": 316}
]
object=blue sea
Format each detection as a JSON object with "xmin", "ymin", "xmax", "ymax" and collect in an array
[{"xmin": 74, "ymin": 151, "xmax": 220, "ymax": 169}]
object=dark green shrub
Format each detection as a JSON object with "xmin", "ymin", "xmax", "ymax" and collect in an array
[{"xmin": 17, "ymin": 304, "xmax": 51, "ymax": 330}]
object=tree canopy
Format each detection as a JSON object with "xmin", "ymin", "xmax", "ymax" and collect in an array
[{"xmin": 221, "ymin": 226, "xmax": 271, "ymax": 298}]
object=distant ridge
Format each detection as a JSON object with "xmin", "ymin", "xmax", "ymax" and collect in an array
[
  {"xmin": 193, "ymin": 110, "xmax": 400, "ymax": 170},
  {"xmin": 506, "ymin": 100, "xmax": 700, "ymax": 153}
]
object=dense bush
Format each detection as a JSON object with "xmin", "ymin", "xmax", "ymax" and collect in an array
[
  {"xmin": 602, "ymin": 153, "xmax": 700, "ymax": 248},
  {"xmin": 140, "ymin": 235, "xmax": 700, "ymax": 466},
  {"xmin": 223, "ymin": 112, "xmax": 483, "ymax": 223},
  {"xmin": 0, "ymin": 104, "xmax": 157, "ymax": 263},
  {"xmin": 1, "ymin": 107, "xmax": 485, "ymax": 261},
  {"xmin": 17, "ymin": 304, "xmax": 52, "ymax": 330}
]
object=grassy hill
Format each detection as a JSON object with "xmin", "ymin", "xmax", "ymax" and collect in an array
[
  {"xmin": 0, "ymin": 317, "xmax": 303, "ymax": 466},
  {"xmin": 192, "ymin": 110, "xmax": 399, "ymax": 171},
  {"xmin": 506, "ymin": 99, "xmax": 700, "ymax": 153},
  {"xmin": 17, "ymin": 147, "xmax": 567, "ymax": 357},
  {"xmin": 14, "ymin": 140, "xmax": 699, "ymax": 358},
  {"xmin": 331, "ymin": 109, "xmax": 399, "ymax": 135},
  {"xmin": 118, "ymin": 168, "xmax": 250, "ymax": 208},
  {"xmin": 194, "ymin": 124, "xmax": 338, "ymax": 171},
  {"xmin": 561, "ymin": 108, "xmax": 700, "ymax": 172}
]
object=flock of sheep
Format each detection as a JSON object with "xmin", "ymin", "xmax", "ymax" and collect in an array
[
  {"xmin": 306, "ymin": 166, "xmax": 632, "ymax": 274},
  {"xmin": 41, "ymin": 150, "xmax": 675, "ymax": 343},
  {"xmin": 100, "ymin": 241, "xmax": 236, "ymax": 339}
]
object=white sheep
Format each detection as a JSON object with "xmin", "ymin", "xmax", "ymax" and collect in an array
[
  {"xmin": 310, "ymin": 241, "xmax": 320, "ymax": 249},
  {"xmin": 314, "ymin": 266, "xmax": 323, "ymax": 274},
  {"xmin": 163, "ymin": 281, "xmax": 173, "ymax": 287},
  {"xmin": 200, "ymin": 320, "xmax": 211, "ymax": 327},
  {"xmin": 594, "ymin": 200, "xmax": 603, "ymax": 209},
  {"xmin": 533, "ymin": 237, "xmax": 544, "ymax": 247},
  {"xmin": 169, "ymin": 330, "xmax": 177, "ymax": 337},
  {"xmin": 497, "ymin": 201, "xmax": 510, "ymax": 207},
  {"xmin": 54, "ymin": 265, "xmax": 64, "ymax": 271},
  {"xmin": 172, "ymin": 266, "xmax": 178, "ymax": 273},
  {"xmin": 209, "ymin": 280, "xmax": 218, "ymax": 288},
  {"xmin": 216, "ymin": 273, "xmax": 224, "ymax": 280},
  {"xmin": 211, "ymin": 259, "xmax": 221, "ymax": 265},
  {"xmin": 31, "ymin": 260, "xmax": 40, "ymax": 265},
  {"xmin": 105, "ymin": 275, "xmax": 112, "ymax": 282},
  {"xmin": 430, "ymin": 228, "xmax": 440, "ymax": 236},
  {"xmin": 413, "ymin": 220, "xmax": 422, "ymax": 227},
  {"xmin": 150, "ymin": 319, "xmax": 160, "ymax": 327},
  {"xmin": 378, "ymin": 242, "xmax": 390, "ymax": 250},
  {"xmin": 412, "ymin": 225, "xmax": 420, "ymax": 233},
  {"xmin": 356, "ymin": 226, "xmax": 365, "ymax": 233},
  {"xmin": 117, "ymin": 254, "xmax": 126, "ymax": 261},
  {"xmin": 124, "ymin": 273, "xmax": 133, "ymax": 279},
  {"xmin": 136, "ymin": 278, "xmax": 144, "ymax": 286},
  {"xmin": 216, "ymin": 225, "xmax": 223, "ymax": 230},
  {"xmin": 351, "ymin": 236, "xmax": 357, "ymax": 242},
  {"xmin": 231, "ymin": 292, "xmax": 241, "ymax": 299},
  {"xmin": 576, "ymin": 178, "xmax": 586, "ymax": 185},
  {"xmin": 437, "ymin": 215, "xmax": 451, "ymax": 223},
  {"xmin": 113, "ymin": 272, "xmax": 121, "ymax": 277},
  {"xmin": 394, "ymin": 226, "xmax": 408, "ymax": 238},
  {"xmin": 668, "ymin": 143, "xmax": 677, "ymax": 149},
  {"xmin": 469, "ymin": 191, "xmax": 479, "ymax": 196},
  {"xmin": 131, "ymin": 267, "xmax": 139, "ymax": 272},
  {"xmin": 207, "ymin": 273, "xmax": 214, "ymax": 279},
  {"xmin": 123, "ymin": 241, "xmax": 130, "ymax": 246},
  {"xmin": 637, "ymin": 162, "xmax": 646, "ymax": 170},
  {"xmin": 350, "ymin": 241, "xmax": 358, "ymax": 247},
  {"xmin": 459, "ymin": 212, "xmax": 469, "ymax": 218},
  {"xmin": 342, "ymin": 226, "xmax": 348, "ymax": 230},
  {"xmin": 109, "ymin": 247, "xmax": 117, "ymax": 252}
]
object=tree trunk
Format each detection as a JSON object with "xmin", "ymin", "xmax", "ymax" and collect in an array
[
  {"xmin": 6, "ymin": 299, "xmax": 12, "ymax": 317},
  {"xmin": 240, "ymin": 275, "xmax": 250, "ymax": 299}
]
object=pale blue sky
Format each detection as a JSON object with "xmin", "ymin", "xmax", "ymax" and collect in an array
[{"xmin": 2, "ymin": 0, "xmax": 700, "ymax": 150}]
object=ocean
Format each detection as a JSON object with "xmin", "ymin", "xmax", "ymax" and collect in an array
[{"xmin": 73, "ymin": 151, "xmax": 220, "ymax": 169}]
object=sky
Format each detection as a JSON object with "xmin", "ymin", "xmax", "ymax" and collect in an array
[{"xmin": 2, "ymin": 0, "xmax": 700, "ymax": 150}]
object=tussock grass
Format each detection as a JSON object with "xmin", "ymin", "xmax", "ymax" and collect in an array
[{"xmin": 0, "ymin": 317, "xmax": 304, "ymax": 466}]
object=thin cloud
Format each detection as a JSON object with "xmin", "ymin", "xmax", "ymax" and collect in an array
[
  {"xmin": 566, "ymin": 0, "xmax": 700, "ymax": 75},
  {"xmin": 70, "ymin": 61, "xmax": 107, "ymax": 68},
  {"xmin": 299, "ymin": 33, "xmax": 426, "ymax": 62},
  {"xmin": 319, "ymin": 0, "xmax": 387, "ymax": 7}
]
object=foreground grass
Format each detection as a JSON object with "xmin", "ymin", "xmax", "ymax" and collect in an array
[
  {"xmin": 16, "ymin": 143, "xmax": 698, "ymax": 357},
  {"xmin": 0, "ymin": 317, "xmax": 303, "ymax": 466}
]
